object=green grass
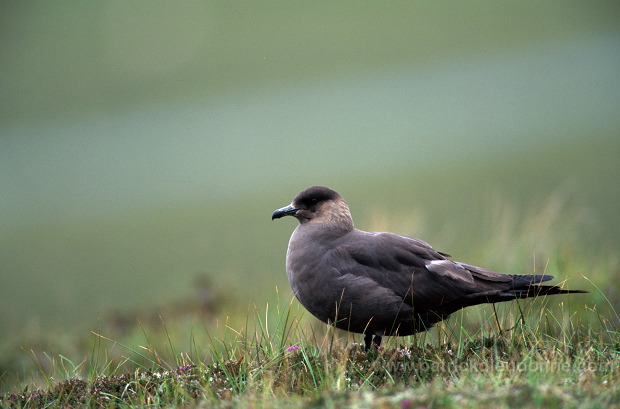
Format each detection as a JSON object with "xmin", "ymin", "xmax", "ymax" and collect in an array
[
  {"xmin": 1, "ymin": 194, "xmax": 618, "ymax": 408},
  {"xmin": 1, "ymin": 292, "xmax": 618, "ymax": 408}
]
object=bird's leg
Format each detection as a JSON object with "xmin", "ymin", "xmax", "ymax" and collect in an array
[
  {"xmin": 364, "ymin": 333, "xmax": 371, "ymax": 351},
  {"xmin": 363, "ymin": 334, "xmax": 382, "ymax": 351},
  {"xmin": 373, "ymin": 335, "xmax": 382, "ymax": 348}
]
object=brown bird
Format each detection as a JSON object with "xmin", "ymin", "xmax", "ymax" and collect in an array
[{"xmin": 272, "ymin": 186, "xmax": 586, "ymax": 350}]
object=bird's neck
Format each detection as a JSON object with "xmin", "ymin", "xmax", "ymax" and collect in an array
[{"xmin": 294, "ymin": 218, "xmax": 354, "ymax": 243}]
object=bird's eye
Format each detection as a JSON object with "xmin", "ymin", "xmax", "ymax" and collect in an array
[{"xmin": 304, "ymin": 197, "xmax": 319, "ymax": 207}]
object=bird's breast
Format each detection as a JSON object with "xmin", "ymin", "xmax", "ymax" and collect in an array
[{"xmin": 285, "ymin": 227, "xmax": 347, "ymax": 320}]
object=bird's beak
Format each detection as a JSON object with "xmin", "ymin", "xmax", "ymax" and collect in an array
[{"xmin": 272, "ymin": 204, "xmax": 298, "ymax": 220}]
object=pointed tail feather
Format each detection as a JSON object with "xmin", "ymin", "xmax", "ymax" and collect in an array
[
  {"xmin": 508, "ymin": 284, "xmax": 588, "ymax": 298},
  {"xmin": 508, "ymin": 273, "xmax": 587, "ymax": 297}
]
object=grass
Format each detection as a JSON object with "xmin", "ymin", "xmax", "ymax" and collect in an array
[
  {"xmin": 1, "ymin": 294, "xmax": 618, "ymax": 408},
  {"xmin": 1, "ymin": 193, "xmax": 619, "ymax": 408}
]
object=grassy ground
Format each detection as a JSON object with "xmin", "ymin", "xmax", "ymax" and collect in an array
[
  {"xmin": 1, "ymin": 193, "xmax": 618, "ymax": 408},
  {"xmin": 1, "ymin": 294, "xmax": 618, "ymax": 408}
]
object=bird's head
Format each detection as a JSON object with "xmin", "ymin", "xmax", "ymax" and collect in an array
[{"xmin": 272, "ymin": 186, "xmax": 354, "ymax": 230}]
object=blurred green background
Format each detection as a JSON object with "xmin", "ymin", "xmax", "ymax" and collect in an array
[{"xmin": 1, "ymin": 0, "xmax": 619, "ymax": 357}]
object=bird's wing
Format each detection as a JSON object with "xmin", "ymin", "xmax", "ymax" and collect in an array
[{"xmin": 329, "ymin": 230, "xmax": 516, "ymax": 309}]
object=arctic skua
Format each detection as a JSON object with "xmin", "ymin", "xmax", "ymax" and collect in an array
[{"xmin": 272, "ymin": 185, "xmax": 586, "ymax": 350}]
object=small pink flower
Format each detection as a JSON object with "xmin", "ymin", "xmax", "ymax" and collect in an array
[{"xmin": 286, "ymin": 345, "xmax": 300, "ymax": 352}]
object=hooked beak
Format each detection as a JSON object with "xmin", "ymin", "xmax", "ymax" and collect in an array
[{"xmin": 272, "ymin": 204, "xmax": 298, "ymax": 220}]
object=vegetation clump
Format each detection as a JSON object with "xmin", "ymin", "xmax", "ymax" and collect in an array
[{"xmin": 2, "ymin": 323, "xmax": 618, "ymax": 408}]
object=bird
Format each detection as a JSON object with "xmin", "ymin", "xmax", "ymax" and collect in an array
[{"xmin": 272, "ymin": 185, "xmax": 586, "ymax": 351}]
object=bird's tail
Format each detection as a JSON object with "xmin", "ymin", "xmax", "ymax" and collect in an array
[
  {"xmin": 413, "ymin": 273, "xmax": 586, "ymax": 333},
  {"xmin": 507, "ymin": 273, "xmax": 587, "ymax": 298},
  {"xmin": 442, "ymin": 273, "xmax": 587, "ymax": 312}
]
